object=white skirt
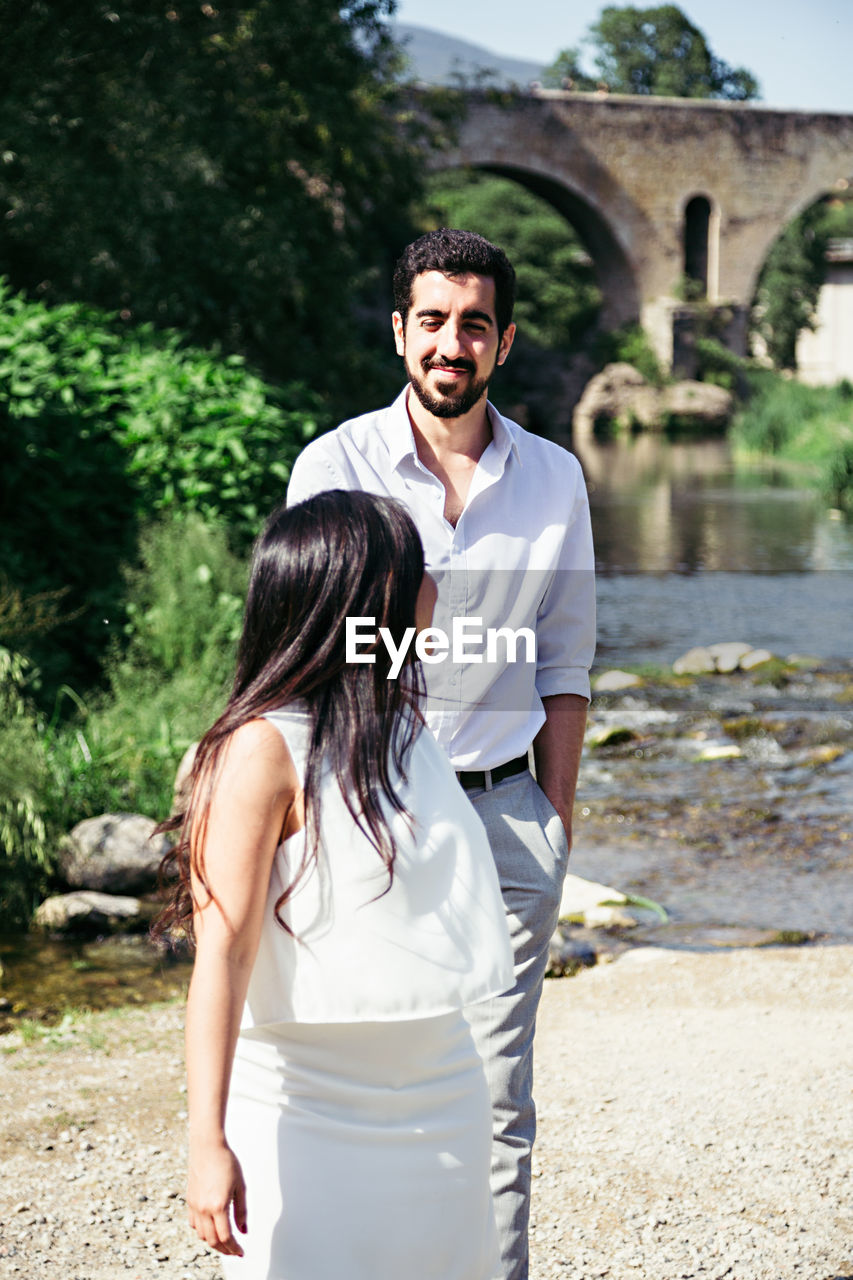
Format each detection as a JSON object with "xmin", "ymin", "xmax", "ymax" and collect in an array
[{"xmin": 221, "ymin": 1011, "xmax": 499, "ymax": 1280}]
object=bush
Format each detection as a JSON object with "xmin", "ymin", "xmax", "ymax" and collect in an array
[
  {"xmin": 693, "ymin": 337, "xmax": 750, "ymax": 392},
  {"xmin": 0, "ymin": 282, "xmax": 323, "ymax": 699},
  {"xmin": 824, "ymin": 440, "xmax": 853, "ymax": 507},
  {"xmin": 732, "ymin": 371, "xmax": 853, "ymax": 506},
  {"xmin": 44, "ymin": 516, "xmax": 246, "ymax": 831},
  {"xmin": 594, "ymin": 325, "xmax": 664, "ymax": 386},
  {"xmin": 0, "ymin": 649, "xmax": 53, "ymax": 928}
]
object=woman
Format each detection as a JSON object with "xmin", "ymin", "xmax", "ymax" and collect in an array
[{"xmin": 155, "ymin": 490, "xmax": 513, "ymax": 1279}]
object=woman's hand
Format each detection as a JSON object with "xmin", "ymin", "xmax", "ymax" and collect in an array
[{"xmin": 187, "ymin": 1138, "xmax": 248, "ymax": 1257}]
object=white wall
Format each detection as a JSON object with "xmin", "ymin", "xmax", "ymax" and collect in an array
[{"xmin": 797, "ymin": 248, "xmax": 853, "ymax": 385}]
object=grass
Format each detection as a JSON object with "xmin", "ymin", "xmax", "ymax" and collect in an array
[
  {"xmin": 43, "ymin": 1107, "xmax": 96, "ymax": 1133},
  {"xmin": 0, "ymin": 997, "xmax": 184, "ymax": 1055},
  {"xmin": 732, "ymin": 372, "xmax": 853, "ymax": 507}
]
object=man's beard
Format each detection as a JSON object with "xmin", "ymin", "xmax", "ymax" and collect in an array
[{"xmin": 406, "ymin": 356, "xmax": 495, "ymax": 419}]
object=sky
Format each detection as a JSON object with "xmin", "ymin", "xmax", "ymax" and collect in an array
[{"xmin": 391, "ymin": 0, "xmax": 852, "ymax": 113}]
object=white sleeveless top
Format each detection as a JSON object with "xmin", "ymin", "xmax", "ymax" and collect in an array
[{"xmin": 240, "ymin": 706, "xmax": 514, "ymax": 1030}]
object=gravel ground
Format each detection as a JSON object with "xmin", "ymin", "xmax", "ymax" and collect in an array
[{"xmin": 1, "ymin": 943, "xmax": 851, "ymax": 1280}]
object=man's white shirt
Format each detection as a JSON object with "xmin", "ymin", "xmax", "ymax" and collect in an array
[{"xmin": 287, "ymin": 387, "xmax": 596, "ymax": 770}]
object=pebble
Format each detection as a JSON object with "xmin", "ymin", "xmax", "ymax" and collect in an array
[{"xmin": 2, "ymin": 947, "xmax": 851, "ymax": 1278}]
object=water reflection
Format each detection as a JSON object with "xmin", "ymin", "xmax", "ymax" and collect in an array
[
  {"xmin": 572, "ymin": 435, "xmax": 853, "ymax": 573},
  {"xmin": 558, "ymin": 435, "xmax": 853, "ymax": 664}
]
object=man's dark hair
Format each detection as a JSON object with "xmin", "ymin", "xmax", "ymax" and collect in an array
[{"xmin": 393, "ymin": 228, "xmax": 516, "ymax": 338}]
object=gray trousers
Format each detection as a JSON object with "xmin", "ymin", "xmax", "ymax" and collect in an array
[{"xmin": 464, "ymin": 770, "xmax": 571, "ymax": 1280}]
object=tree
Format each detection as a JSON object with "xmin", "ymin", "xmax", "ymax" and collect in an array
[
  {"xmin": 754, "ymin": 204, "xmax": 832, "ymax": 370},
  {"xmin": 540, "ymin": 49, "xmax": 596, "ymax": 92},
  {"xmin": 544, "ymin": 5, "xmax": 759, "ymax": 101},
  {"xmin": 424, "ymin": 171, "xmax": 601, "ymax": 351},
  {"xmin": 0, "ymin": 281, "xmax": 324, "ymax": 697},
  {"xmin": 0, "ymin": 0, "xmax": 424, "ymax": 395}
]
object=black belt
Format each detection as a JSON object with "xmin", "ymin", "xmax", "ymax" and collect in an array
[{"xmin": 456, "ymin": 754, "xmax": 529, "ymax": 792}]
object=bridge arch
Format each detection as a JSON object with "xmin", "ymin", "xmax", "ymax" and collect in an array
[
  {"xmin": 466, "ymin": 163, "xmax": 640, "ymax": 333},
  {"xmin": 744, "ymin": 174, "xmax": 853, "ymax": 307}
]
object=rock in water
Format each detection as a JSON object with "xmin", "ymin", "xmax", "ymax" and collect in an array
[
  {"xmin": 34, "ymin": 891, "xmax": 143, "ymax": 935},
  {"xmin": 573, "ymin": 363, "xmax": 658, "ymax": 439},
  {"xmin": 708, "ymin": 641, "xmax": 753, "ymax": 673},
  {"xmin": 740, "ymin": 648, "xmax": 775, "ymax": 670},
  {"xmin": 660, "ymin": 381, "xmax": 734, "ymax": 431},
  {"xmin": 673, "ymin": 646, "xmax": 715, "ymax": 675},
  {"xmin": 593, "ymin": 669, "xmax": 644, "ymax": 693},
  {"xmin": 58, "ymin": 814, "xmax": 171, "ymax": 894}
]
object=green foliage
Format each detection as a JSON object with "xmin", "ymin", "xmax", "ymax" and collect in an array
[
  {"xmin": 732, "ymin": 371, "xmax": 853, "ymax": 506},
  {"xmin": 106, "ymin": 334, "xmax": 322, "ymax": 545},
  {"xmin": 0, "ymin": 525, "xmax": 238, "ymax": 924},
  {"xmin": 0, "ymin": 0, "xmax": 426, "ymax": 391},
  {"xmin": 423, "ymin": 170, "xmax": 601, "ymax": 349},
  {"xmin": 120, "ymin": 518, "xmax": 245, "ymax": 680},
  {"xmin": 595, "ymin": 325, "xmax": 664, "ymax": 386},
  {"xmin": 820, "ymin": 191, "xmax": 853, "ymax": 238},
  {"xmin": 541, "ymin": 49, "xmax": 597, "ymax": 92},
  {"xmin": 693, "ymin": 337, "xmax": 750, "ymax": 391},
  {"xmin": 45, "ymin": 516, "xmax": 245, "ymax": 830},
  {"xmin": 544, "ymin": 5, "xmax": 759, "ymax": 100},
  {"xmin": 0, "ymin": 649, "xmax": 52, "ymax": 928},
  {"xmin": 753, "ymin": 205, "xmax": 831, "ymax": 371},
  {"xmin": 825, "ymin": 440, "xmax": 853, "ymax": 506},
  {"xmin": 0, "ymin": 282, "xmax": 322, "ymax": 697}
]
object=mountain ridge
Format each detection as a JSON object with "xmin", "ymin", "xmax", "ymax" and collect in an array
[{"xmin": 391, "ymin": 22, "xmax": 545, "ymax": 88}]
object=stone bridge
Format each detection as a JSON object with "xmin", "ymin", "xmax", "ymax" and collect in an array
[{"xmin": 439, "ymin": 91, "xmax": 853, "ymax": 368}]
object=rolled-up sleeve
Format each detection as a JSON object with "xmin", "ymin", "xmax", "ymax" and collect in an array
[{"xmin": 534, "ymin": 460, "xmax": 596, "ymax": 702}]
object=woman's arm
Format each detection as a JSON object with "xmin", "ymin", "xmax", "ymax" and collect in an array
[{"xmin": 184, "ymin": 718, "xmax": 298, "ymax": 1258}]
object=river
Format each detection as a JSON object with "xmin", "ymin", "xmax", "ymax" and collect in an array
[
  {"xmin": 569, "ymin": 434, "xmax": 853, "ymax": 666},
  {"xmin": 2, "ymin": 433, "xmax": 852, "ymax": 1027}
]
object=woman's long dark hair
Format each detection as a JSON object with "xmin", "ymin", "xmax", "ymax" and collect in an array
[{"xmin": 153, "ymin": 490, "xmax": 427, "ymax": 943}]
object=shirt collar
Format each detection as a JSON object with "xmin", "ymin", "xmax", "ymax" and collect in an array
[{"xmin": 386, "ymin": 386, "xmax": 523, "ymax": 472}]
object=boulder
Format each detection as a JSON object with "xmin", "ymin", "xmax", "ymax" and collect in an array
[
  {"xmin": 660, "ymin": 381, "xmax": 734, "ymax": 431},
  {"xmin": 583, "ymin": 903, "xmax": 639, "ymax": 929},
  {"xmin": 593, "ymin": 669, "xmax": 644, "ymax": 693},
  {"xmin": 587, "ymin": 724, "xmax": 639, "ymax": 749},
  {"xmin": 740, "ymin": 648, "xmax": 775, "ymax": 670},
  {"xmin": 673, "ymin": 646, "xmax": 715, "ymax": 675},
  {"xmin": 58, "ymin": 814, "xmax": 171, "ymax": 894},
  {"xmin": 574, "ymin": 365, "xmax": 735, "ymax": 440},
  {"xmin": 707, "ymin": 641, "xmax": 753, "ymax": 673},
  {"xmin": 559, "ymin": 873, "xmax": 635, "ymax": 927},
  {"xmin": 33, "ymin": 891, "xmax": 144, "ymax": 935},
  {"xmin": 573, "ymin": 363, "xmax": 658, "ymax": 438}
]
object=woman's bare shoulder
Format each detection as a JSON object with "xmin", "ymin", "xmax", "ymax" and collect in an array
[{"xmin": 214, "ymin": 717, "xmax": 299, "ymax": 805}]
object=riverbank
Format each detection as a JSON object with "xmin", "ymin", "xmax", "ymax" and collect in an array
[
  {"xmin": 731, "ymin": 371, "xmax": 853, "ymax": 509},
  {"xmin": 1, "ymin": 659, "xmax": 851, "ymax": 1275},
  {"xmin": 572, "ymin": 657, "xmax": 853, "ymax": 948},
  {"xmin": 1, "ymin": 944, "xmax": 851, "ymax": 1279},
  {"xmin": 2, "ymin": 656, "xmax": 851, "ymax": 1028}
]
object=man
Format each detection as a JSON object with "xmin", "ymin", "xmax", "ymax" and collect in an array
[{"xmin": 287, "ymin": 228, "xmax": 595, "ymax": 1280}]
